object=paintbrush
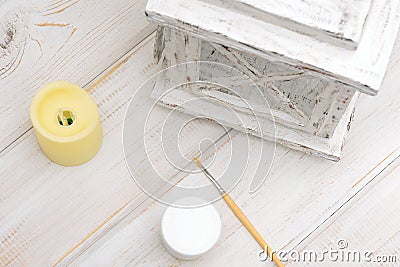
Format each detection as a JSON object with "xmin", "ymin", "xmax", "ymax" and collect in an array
[{"xmin": 194, "ymin": 157, "xmax": 284, "ymax": 267}]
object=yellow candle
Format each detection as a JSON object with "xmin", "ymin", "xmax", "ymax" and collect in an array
[{"xmin": 30, "ymin": 81, "xmax": 103, "ymax": 166}]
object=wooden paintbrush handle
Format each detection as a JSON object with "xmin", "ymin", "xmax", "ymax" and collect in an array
[{"xmin": 222, "ymin": 194, "xmax": 284, "ymax": 267}]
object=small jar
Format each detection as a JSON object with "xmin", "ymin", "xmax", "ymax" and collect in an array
[{"xmin": 161, "ymin": 197, "xmax": 222, "ymax": 260}]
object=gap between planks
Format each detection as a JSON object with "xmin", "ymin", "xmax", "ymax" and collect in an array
[
  {"xmin": 289, "ymin": 151, "xmax": 400, "ymax": 266},
  {"xmin": 286, "ymin": 145, "xmax": 400, "ymax": 253}
]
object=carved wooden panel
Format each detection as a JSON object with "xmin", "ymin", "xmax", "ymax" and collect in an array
[{"xmin": 152, "ymin": 27, "xmax": 359, "ymax": 160}]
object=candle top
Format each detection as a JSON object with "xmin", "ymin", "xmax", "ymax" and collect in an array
[{"xmin": 30, "ymin": 81, "xmax": 100, "ymax": 141}]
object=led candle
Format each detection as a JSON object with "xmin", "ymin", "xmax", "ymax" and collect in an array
[{"xmin": 30, "ymin": 81, "xmax": 103, "ymax": 166}]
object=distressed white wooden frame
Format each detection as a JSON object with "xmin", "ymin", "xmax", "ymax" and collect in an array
[{"xmin": 146, "ymin": 0, "xmax": 400, "ymax": 95}]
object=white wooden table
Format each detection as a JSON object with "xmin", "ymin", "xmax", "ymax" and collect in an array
[{"xmin": 1, "ymin": 1, "xmax": 399, "ymax": 266}]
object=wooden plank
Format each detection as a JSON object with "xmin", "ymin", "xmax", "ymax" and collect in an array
[
  {"xmin": 0, "ymin": 0, "xmax": 154, "ymax": 153},
  {"xmin": 290, "ymin": 155, "xmax": 400, "ymax": 266},
  {"xmin": 209, "ymin": 0, "xmax": 373, "ymax": 48},
  {"xmin": 62, "ymin": 33, "xmax": 400, "ymax": 265},
  {"xmin": 146, "ymin": 0, "xmax": 400, "ymax": 94}
]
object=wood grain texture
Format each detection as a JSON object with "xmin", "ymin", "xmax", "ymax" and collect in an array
[
  {"xmin": 0, "ymin": 0, "xmax": 155, "ymax": 153},
  {"xmin": 146, "ymin": 0, "xmax": 400, "ymax": 94},
  {"xmin": 59, "ymin": 31, "xmax": 400, "ymax": 266}
]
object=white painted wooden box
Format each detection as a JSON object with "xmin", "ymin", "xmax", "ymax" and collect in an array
[{"xmin": 145, "ymin": 0, "xmax": 400, "ymax": 160}]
